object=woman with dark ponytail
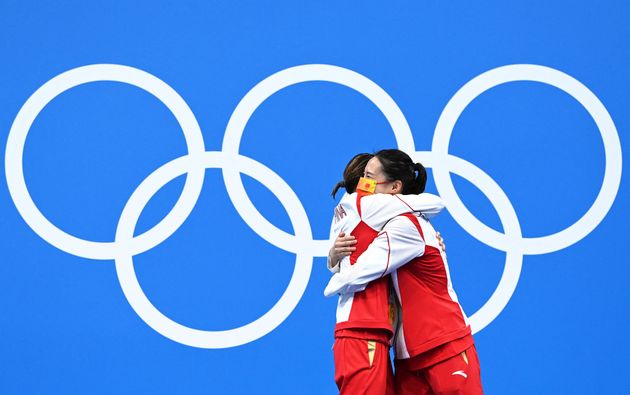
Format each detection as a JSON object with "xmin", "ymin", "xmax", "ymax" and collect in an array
[
  {"xmin": 370, "ymin": 149, "xmax": 427, "ymax": 194},
  {"xmin": 326, "ymin": 152, "xmax": 446, "ymax": 395},
  {"xmin": 326, "ymin": 149, "xmax": 484, "ymax": 395}
]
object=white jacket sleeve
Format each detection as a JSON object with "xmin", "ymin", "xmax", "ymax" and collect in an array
[
  {"xmin": 327, "ymin": 255, "xmax": 341, "ymax": 273},
  {"xmin": 360, "ymin": 193, "xmax": 444, "ymax": 229},
  {"xmin": 323, "ymin": 215, "xmax": 425, "ymax": 297}
]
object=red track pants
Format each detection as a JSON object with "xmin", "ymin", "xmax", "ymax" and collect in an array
[
  {"xmin": 395, "ymin": 345, "xmax": 483, "ymax": 395},
  {"xmin": 333, "ymin": 336, "xmax": 395, "ymax": 395}
]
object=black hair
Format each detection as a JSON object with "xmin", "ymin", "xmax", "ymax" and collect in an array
[
  {"xmin": 331, "ymin": 153, "xmax": 374, "ymax": 198},
  {"xmin": 373, "ymin": 149, "xmax": 427, "ymax": 194}
]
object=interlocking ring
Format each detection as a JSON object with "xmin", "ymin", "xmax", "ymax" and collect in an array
[
  {"xmin": 5, "ymin": 64, "xmax": 206, "ymax": 260},
  {"xmin": 5, "ymin": 63, "xmax": 622, "ymax": 347}
]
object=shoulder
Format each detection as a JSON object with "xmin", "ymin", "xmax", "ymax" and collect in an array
[
  {"xmin": 338, "ymin": 192, "xmax": 359, "ymax": 208},
  {"xmin": 384, "ymin": 214, "xmax": 424, "ymax": 237},
  {"xmin": 385, "ymin": 213, "xmax": 420, "ymax": 229},
  {"xmin": 356, "ymin": 193, "xmax": 399, "ymax": 210}
]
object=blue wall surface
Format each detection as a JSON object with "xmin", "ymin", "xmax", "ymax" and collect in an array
[{"xmin": 1, "ymin": 2, "xmax": 628, "ymax": 394}]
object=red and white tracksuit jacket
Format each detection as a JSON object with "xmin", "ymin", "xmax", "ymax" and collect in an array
[
  {"xmin": 325, "ymin": 210, "xmax": 471, "ymax": 362},
  {"xmin": 326, "ymin": 192, "xmax": 445, "ymax": 340}
]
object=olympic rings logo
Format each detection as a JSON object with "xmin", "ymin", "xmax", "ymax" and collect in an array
[{"xmin": 5, "ymin": 64, "xmax": 622, "ymax": 349}]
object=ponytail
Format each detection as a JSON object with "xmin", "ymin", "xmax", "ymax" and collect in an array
[
  {"xmin": 411, "ymin": 163, "xmax": 427, "ymax": 194},
  {"xmin": 331, "ymin": 180, "xmax": 345, "ymax": 198}
]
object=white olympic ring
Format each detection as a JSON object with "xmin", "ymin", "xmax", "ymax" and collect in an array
[
  {"xmin": 4, "ymin": 63, "xmax": 622, "ymax": 346},
  {"xmin": 115, "ymin": 152, "xmax": 312, "ymax": 348},
  {"xmin": 432, "ymin": 64, "xmax": 623, "ymax": 255},
  {"xmin": 5, "ymin": 64, "xmax": 206, "ymax": 260},
  {"xmin": 222, "ymin": 64, "xmax": 415, "ymax": 257}
]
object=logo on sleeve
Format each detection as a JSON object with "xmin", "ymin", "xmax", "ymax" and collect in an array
[{"xmin": 334, "ymin": 204, "xmax": 347, "ymax": 223}]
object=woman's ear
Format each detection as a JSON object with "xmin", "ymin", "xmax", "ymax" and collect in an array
[{"xmin": 391, "ymin": 180, "xmax": 403, "ymax": 194}]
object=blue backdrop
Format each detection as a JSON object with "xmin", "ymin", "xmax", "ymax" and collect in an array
[{"xmin": 1, "ymin": 1, "xmax": 628, "ymax": 394}]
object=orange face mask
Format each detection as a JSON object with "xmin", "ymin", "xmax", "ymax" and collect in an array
[{"xmin": 356, "ymin": 177, "xmax": 376, "ymax": 194}]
